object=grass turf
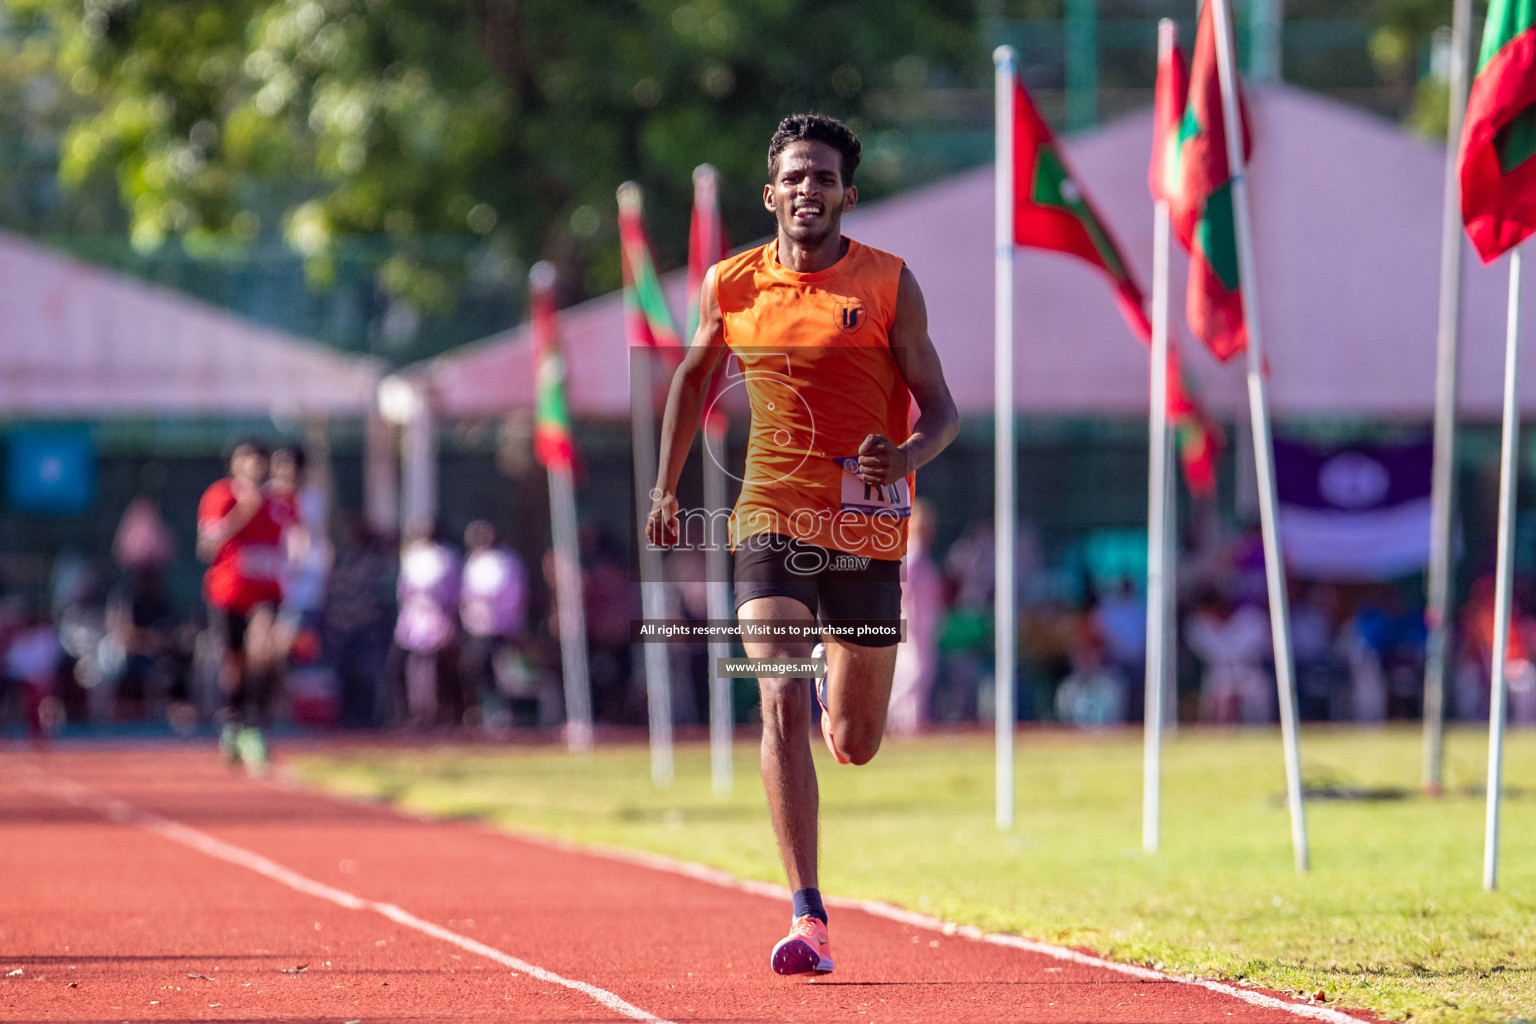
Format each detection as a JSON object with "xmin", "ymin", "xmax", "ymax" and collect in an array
[{"xmin": 290, "ymin": 725, "xmax": 1536, "ymax": 1023}]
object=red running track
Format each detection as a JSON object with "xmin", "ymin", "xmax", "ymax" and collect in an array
[{"xmin": 1, "ymin": 746, "xmax": 1382, "ymax": 1024}]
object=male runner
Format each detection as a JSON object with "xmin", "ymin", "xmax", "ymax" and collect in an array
[
  {"xmin": 647, "ymin": 113, "xmax": 958, "ymax": 975},
  {"xmin": 198, "ymin": 439, "xmax": 284, "ymax": 773}
]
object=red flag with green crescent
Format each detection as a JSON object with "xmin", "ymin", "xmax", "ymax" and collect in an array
[
  {"xmin": 688, "ymin": 165, "xmax": 731, "ymax": 434},
  {"xmin": 1459, "ymin": 0, "xmax": 1536, "ymax": 263},
  {"xmin": 1171, "ymin": 0, "xmax": 1253, "ymax": 362},
  {"xmin": 530, "ymin": 265, "xmax": 576, "ymax": 471},
  {"xmin": 688, "ymin": 165, "xmax": 729, "ymax": 341},
  {"xmin": 1150, "ymin": 31, "xmax": 1188, "ymax": 206},
  {"xmin": 618, "ymin": 183, "xmax": 682, "ymax": 350},
  {"xmin": 1012, "ymin": 79, "xmax": 1153, "ymax": 342},
  {"xmin": 1147, "ymin": 33, "xmax": 1222, "ymax": 497},
  {"xmin": 1165, "ymin": 345, "xmax": 1222, "ymax": 498}
]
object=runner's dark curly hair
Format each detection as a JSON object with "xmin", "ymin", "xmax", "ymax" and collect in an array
[{"xmin": 767, "ymin": 113, "xmax": 861, "ymax": 186}]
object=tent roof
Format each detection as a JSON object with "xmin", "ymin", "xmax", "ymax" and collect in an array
[
  {"xmin": 0, "ymin": 232, "xmax": 383, "ymax": 417},
  {"xmin": 422, "ymin": 85, "xmax": 1525, "ymax": 421}
]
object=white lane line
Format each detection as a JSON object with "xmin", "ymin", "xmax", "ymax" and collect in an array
[{"xmin": 34, "ymin": 776, "xmax": 672, "ymax": 1024}]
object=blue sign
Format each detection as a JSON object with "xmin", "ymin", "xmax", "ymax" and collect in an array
[{"xmin": 7, "ymin": 428, "xmax": 95, "ymax": 514}]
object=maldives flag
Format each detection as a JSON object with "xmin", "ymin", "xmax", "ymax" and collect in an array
[
  {"xmin": 530, "ymin": 264, "xmax": 576, "ymax": 471},
  {"xmin": 1172, "ymin": 0, "xmax": 1253, "ymax": 362},
  {"xmin": 1459, "ymin": 0, "xmax": 1536, "ymax": 263},
  {"xmin": 617, "ymin": 182, "xmax": 682, "ymax": 350},
  {"xmin": 1147, "ymin": 31, "xmax": 1220, "ymax": 497},
  {"xmin": 687, "ymin": 164, "xmax": 729, "ymax": 340},
  {"xmin": 1012, "ymin": 80, "xmax": 1152, "ymax": 342},
  {"xmin": 688, "ymin": 164, "xmax": 731, "ymax": 434},
  {"xmin": 1165, "ymin": 346, "xmax": 1222, "ymax": 498},
  {"xmin": 1149, "ymin": 28, "xmax": 1188, "ymax": 206}
]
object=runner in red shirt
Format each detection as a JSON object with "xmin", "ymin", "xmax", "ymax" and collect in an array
[{"xmin": 197, "ymin": 439, "xmax": 283, "ymax": 773}]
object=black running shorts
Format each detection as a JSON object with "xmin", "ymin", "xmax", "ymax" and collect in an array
[
  {"xmin": 208, "ymin": 602, "xmax": 274, "ymax": 656},
  {"xmin": 733, "ymin": 533, "xmax": 902, "ymax": 648}
]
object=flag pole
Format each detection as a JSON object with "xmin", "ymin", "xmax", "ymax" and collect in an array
[
  {"xmin": 693, "ymin": 164, "xmax": 734, "ymax": 797},
  {"xmin": 703, "ymin": 409, "xmax": 733, "ymax": 796},
  {"xmin": 1143, "ymin": 18, "xmax": 1177, "ymax": 857},
  {"xmin": 993, "ymin": 44, "xmax": 1018, "ymax": 832},
  {"xmin": 532, "ymin": 262, "xmax": 594, "ymax": 754},
  {"xmin": 1423, "ymin": 0, "xmax": 1473, "ymax": 798},
  {"xmin": 1484, "ymin": 246, "xmax": 1523, "ymax": 891},
  {"xmin": 618, "ymin": 181, "xmax": 676, "ymax": 789},
  {"xmin": 1209, "ymin": 0, "xmax": 1310, "ymax": 872}
]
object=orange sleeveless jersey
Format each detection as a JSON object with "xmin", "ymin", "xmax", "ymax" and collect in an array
[{"xmin": 713, "ymin": 238, "xmax": 913, "ymax": 561}]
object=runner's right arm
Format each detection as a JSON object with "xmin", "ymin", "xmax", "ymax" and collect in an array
[
  {"xmin": 647, "ymin": 267, "xmax": 728, "ymax": 548},
  {"xmin": 196, "ymin": 482, "xmax": 263, "ymax": 562}
]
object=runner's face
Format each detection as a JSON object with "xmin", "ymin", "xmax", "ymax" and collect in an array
[
  {"xmin": 230, "ymin": 447, "xmax": 267, "ymax": 486},
  {"xmin": 269, "ymin": 451, "xmax": 297, "ymax": 492},
  {"xmin": 765, "ymin": 140, "xmax": 855, "ymax": 246}
]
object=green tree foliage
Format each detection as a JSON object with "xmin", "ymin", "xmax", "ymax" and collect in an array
[{"xmin": 5, "ymin": 0, "xmax": 982, "ymax": 315}]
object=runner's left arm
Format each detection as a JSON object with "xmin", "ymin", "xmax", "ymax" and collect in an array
[{"xmin": 856, "ymin": 265, "xmax": 958, "ymax": 487}]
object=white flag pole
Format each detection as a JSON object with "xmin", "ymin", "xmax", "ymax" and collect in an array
[
  {"xmin": 1143, "ymin": 18, "xmax": 1177, "ymax": 857},
  {"xmin": 1209, "ymin": 0, "xmax": 1310, "ymax": 872},
  {"xmin": 703, "ymin": 411, "xmax": 734, "ymax": 796},
  {"xmin": 618, "ymin": 181, "xmax": 676, "ymax": 789},
  {"xmin": 549, "ymin": 468, "xmax": 594, "ymax": 753},
  {"xmin": 993, "ymin": 44, "xmax": 1018, "ymax": 832},
  {"xmin": 1423, "ymin": 0, "xmax": 1473, "ymax": 797},
  {"xmin": 1484, "ymin": 246, "xmax": 1523, "ymax": 891},
  {"xmin": 693, "ymin": 164, "xmax": 735, "ymax": 797},
  {"xmin": 531, "ymin": 262, "xmax": 594, "ymax": 754}
]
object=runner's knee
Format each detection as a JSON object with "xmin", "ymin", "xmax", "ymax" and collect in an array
[
  {"xmin": 759, "ymin": 675, "xmax": 811, "ymax": 725},
  {"xmin": 830, "ymin": 719, "xmax": 881, "ymax": 765}
]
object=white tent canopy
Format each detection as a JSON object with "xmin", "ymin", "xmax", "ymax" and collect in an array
[
  {"xmin": 0, "ymin": 232, "xmax": 383, "ymax": 417},
  {"xmin": 419, "ymin": 85, "xmax": 1530, "ymax": 421}
]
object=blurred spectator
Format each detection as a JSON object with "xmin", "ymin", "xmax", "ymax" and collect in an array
[
  {"xmin": 326, "ymin": 516, "xmax": 396, "ymax": 728},
  {"xmin": 270, "ymin": 445, "xmax": 333, "ymax": 638},
  {"xmin": 1186, "ymin": 590, "xmax": 1273, "ymax": 724},
  {"xmin": 1460, "ymin": 575, "xmax": 1536, "ymax": 725},
  {"xmin": 113, "ymin": 495, "xmax": 176, "ymax": 576},
  {"xmin": 1339, "ymin": 594, "xmax": 1425, "ymax": 723},
  {"xmin": 666, "ymin": 547, "xmax": 712, "ymax": 726},
  {"xmin": 393, "ymin": 527, "xmax": 462, "ymax": 728},
  {"xmin": 1291, "ymin": 584, "xmax": 1348, "ymax": 721},
  {"xmin": 5, "ymin": 610, "xmax": 63, "ymax": 742},
  {"xmin": 111, "ymin": 494, "xmax": 178, "ymax": 722},
  {"xmin": 1093, "ymin": 577, "xmax": 1146, "ymax": 716},
  {"xmin": 459, "ymin": 520, "xmax": 530, "ymax": 731},
  {"xmin": 943, "ymin": 517, "xmax": 1040, "ymax": 610},
  {"xmin": 889, "ymin": 497, "xmax": 942, "ymax": 735},
  {"xmin": 546, "ymin": 528, "xmax": 638, "ymax": 724},
  {"xmin": 270, "ymin": 445, "xmax": 336, "ymax": 724},
  {"xmin": 1055, "ymin": 606, "xmax": 1125, "ymax": 728},
  {"xmin": 51, "ymin": 552, "xmax": 109, "ymax": 723},
  {"xmin": 1341, "ymin": 601, "xmax": 1388, "ymax": 723},
  {"xmin": 106, "ymin": 565, "xmax": 172, "ymax": 721}
]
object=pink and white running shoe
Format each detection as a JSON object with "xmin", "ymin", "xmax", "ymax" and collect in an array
[{"xmin": 771, "ymin": 913, "xmax": 835, "ymax": 976}]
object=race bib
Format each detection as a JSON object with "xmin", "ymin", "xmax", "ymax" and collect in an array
[{"xmin": 831, "ymin": 456, "xmax": 911, "ymax": 517}]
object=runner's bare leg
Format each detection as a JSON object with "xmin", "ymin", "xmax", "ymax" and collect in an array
[
  {"xmin": 741, "ymin": 595, "xmax": 819, "ymax": 891},
  {"xmin": 822, "ymin": 639, "xmax": 898, "ymax": 765},
  {"xmin": 743, "ymin": 596, "xmax": 902, "ymax": 891}
]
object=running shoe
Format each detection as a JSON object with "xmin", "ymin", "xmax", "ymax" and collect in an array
[
  {"xmin": 810, "ymin": 643, "xmax": 850, "ymax": 765},
  {"xmin": 218, "ymin": 722, "xmax": 241, "ymax": 767},
  {"xmin": 237, "ymin": 727, "xmax": 268, "ymax": 776},
  {"xmin": 771, "ymin": 914, "xmax": 834, "ymax": 975}
]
